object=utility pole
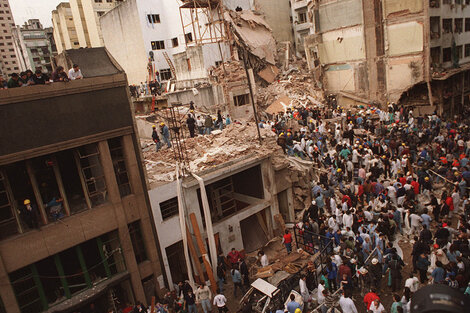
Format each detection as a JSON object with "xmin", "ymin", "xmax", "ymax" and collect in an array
[{"xmin": 240, "ymin": 48, "xmax": 262, "ymax": 143}]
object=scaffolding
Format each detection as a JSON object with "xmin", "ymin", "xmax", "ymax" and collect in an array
[{"xmin": 178, "ymin": 0, "xmax": 229, "ymax": 46}]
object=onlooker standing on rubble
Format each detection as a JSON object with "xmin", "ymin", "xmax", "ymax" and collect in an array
[
  {"xmin": 204, "ymin": 115, "xmax": 213, "ymax": 135},
  {"xmin": 187, "ymin": 114, "xmax": 196, "ymax": 138},
  {"xmin": 239, "ymin": 258, "xmax": 250, "ymax": 290},
  {"xmin": 152, "ymin": 125, "xmax": 161, "ymax": 151},
  {"xmin": 160, "ymin": 122, "xmax": 171, "ymax": 148},
  {"xmin": 195, "ymin": 282, "xmax": 212, "ymax": 313},
  {"xmin": 299, "ymin": 274, "xmax": 309, "ymax": 303},
  {"xmin": 339, "ymin": 290, "xmax": 358, "ymax": 313},
  {"xmin": 282, "ymin": 229, "xmax": 293, "ymax": 254},
  {"xmin": 216, "ymin": 110, "xmax": 224, "ymax": 130},
  {"xmin": 197, "ymin": 116, "xmax": 204, "ymax": 135}
]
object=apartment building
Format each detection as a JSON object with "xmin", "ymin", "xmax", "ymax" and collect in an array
[
  {"xmin": 303, "ymin": 0, "xmax": 470, "ymax": 116},
  {"xmin": 290, "ymin": 0, "xmax": 310, "ymax": 55},
  {"xmin": 0, "ymin": 0, "xmax": 21, "ymax": 77},
  {"xmin": 52, "ymin": 0, "xmax": 122, "ymax": 54},
  {"xmin": 52, "ymin": 3, "xmax": 81, "ymax": 53},
  {"xmin": 11, "ymin": 19, "xmax": 53, "ymax": 73},
  {"xmin": 0, "ymin": 48, "xmax": 163, "ymax": 313}
]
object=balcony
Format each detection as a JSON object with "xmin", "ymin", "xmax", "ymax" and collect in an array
[{"xmin": 292, "ymin": 0, "xmax": 309, "ymax": 11}]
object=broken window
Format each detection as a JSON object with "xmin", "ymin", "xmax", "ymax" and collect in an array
[
  {"xmin": 430, "ymin": 0, "xmax": 440, "ymax": 8},
  {"xmin": 128, "ymin": 221, "xmax": 148, "ymax": 263},
  {"xmin": 443, "ymin": 19, "xmax": 452, "ymax": 33},
  {"xmin": 298, "ymin": 12, "xmax": 307, "ymax": 24},
  {"xmin": 198, "ymin": 165, "xmax": 264, "ymax": 223},
  {"xmin": 455, "ymin": 18, "xmax": 463, "ymax": 33},
  {"xmin": 185, "ymin": 32, "xmax": 193, "ymax": 43},
  {"xmin": 9, "ymin": 265, "xmax": 44, "ymax": 312},
  {"xmin": 160, "ymin": 68, "xmax": 172, "ymax": 81},
  {"xmin": 465, "ymin": 44, "xmax": 470, "ymax": 57},
  {"xmin": 160, "ymin": 197, "xmax": 178, "ymax": 220},
  {"xmin": 151, "ymin": 40, "xmax": 165, "ymax": 50},
  {"xmin": 233, "ymin": 93, "xmax": 250, "ymax": 106},
  {"xmin": 465, "ymin": 18, "xmax": 470, "ymax": 32},
  {"xmin": 443, "ymin": 47, "xmax": 452, "ymax": 62},
  {"xmin": 431, "ymin": 47, "xmax": 441, "ymax": 65},
  {"xmin": 76, "ymin": 144, "xmax": 107, "ymax": 207},
  {"xmin": 147, "ymin": 14, "xmax": 160, "ymax": 24},
  {"xmin": 172, "ymin": 37, "xmax": 178, "ymax": 47},
  {"xmin": 108, "ymin": 137, "xmax": 131, "ymax": 197},
  {"xmin": 56, "ymin": 149, "xmax": 88, "ymax": 214}
]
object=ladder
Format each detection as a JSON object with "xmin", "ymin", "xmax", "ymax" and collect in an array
[{"xmin": 162, "ymin": 51, "xmax": 176, "ymax": 79}]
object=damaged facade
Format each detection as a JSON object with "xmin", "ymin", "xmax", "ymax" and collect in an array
[
  {"xmin": 303, "ymin": 0, "xmax": 470, "ymax": 116},
  {"xmin": 0, "ymin": 48, "xmax": 163, "ymax": 313}
]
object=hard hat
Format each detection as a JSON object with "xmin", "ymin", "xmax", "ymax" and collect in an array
[
  {"xmin": 425, "ymin": 177, "xmax": 429, "ymax": 181},
  {"xmin": 279, "ymin": 133, "xmax": 284, "ymax": 137},
  {"xmin": 359, "ymin": 145, "xmax": 363, "ymax": 149},
  {"xmin": 160, "ymin": 122, "xmax": 165, "ymax": 126},
  {"xmin": 152, "ymin": 125, "xmax": 156, "ymax": 128},
  {"xmin": 337, "ymin": 168, "xmax": 342, "ymax": 173},
  {"xmin": 295, "ymin": 309, "xmax": 301, "ymax": 313},
  {"xmin": 24, "ymin": 199, "xmax": 30, "ymax": 205},
  {"xmin": 287, "ymin": 132, "xmax": 292, "ymax": 136},
  {"xmin": 371, "ymin": 258, "xmax": 378, "ymax": 265},
  {"xmin": 455, "ymin": 171, "xmax": 460, "ymax": 176}
]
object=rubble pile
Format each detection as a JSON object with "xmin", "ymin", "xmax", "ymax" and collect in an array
[
  {"xmin": 256, "ymin": 61, "xmax": 325, "ymax": 111},
  {"xmin": 143, "ymin": 122, "xmax": 281, "ymax": 184},
  {"xmin": 209, "ymin": 61, "xmax": 247, "ymax": 84}
]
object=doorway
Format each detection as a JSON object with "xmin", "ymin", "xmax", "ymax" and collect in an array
[
  {"xmin": 165, "ymin": 241, "xmax": 188, "ymax": 285},
  {"xmin": 240, "ymin": 210, "xmax": 268, "ymax": 253}
]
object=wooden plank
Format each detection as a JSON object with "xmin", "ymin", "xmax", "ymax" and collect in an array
[
  {"xmin": 189, "ymin": 213, "xmax": 217, "ymax": 293},
  {"xmin": 25, "ymin": 160, "xmax": 48, "ymax": 225},
  {"xmin": 186, "ymin": 225, "xmax": 204, "ymax": 284},
  {"xmin": 51, "ymin": 155, "xmax": 71, "ymax": 216},
  {"xmin": 150, "ymin": 296, "xmax": 155, "ymax": 313}
]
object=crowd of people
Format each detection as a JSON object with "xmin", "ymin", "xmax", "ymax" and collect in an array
[{"xmin": 0, "ymin": 64, "xmax": 83, "ymax": 89}]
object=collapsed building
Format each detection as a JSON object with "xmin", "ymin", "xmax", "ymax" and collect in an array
[
  {"xmin": 137, "ymin": 116, "xmax": 314, "ymax": 289},
  {"xmin": 303, "ymin": 0, "xmax": 470, "ymax": 116}
]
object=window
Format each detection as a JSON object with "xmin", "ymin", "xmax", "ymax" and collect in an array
[
  {"xmin": 147, "ymin": 14, "xmax": 160, "ymax": 24},
  {"xmin": 128, "ymin": 221, "xmax": 148, "ymax": 263},
  {"xmin": 455, "ymin": 18, "xmax": 463, "ymax": 33},
  {"xmin": 431, "ymin": 47, "xmax": 441, "ymax": 64},
  {"xmin": 76, "ymin": 144, "xmax": 107, "ymax": 207},
  {"xmin": 107, "ymin": 0, "xmax": 113, "ymax": 2},
  {"xmin": 160, "ymin": 68, "xmax": 172, "ymax": 80},
  {"xmin": 298, "ymin": 12, "xmax": 307, "ymax": 24},
  {"xmin": 457, "ymin": 45, "xmax": 463, "ymax": 59},
  {"xmin": 160, "ymin": 197, "xmax": 178, "ymax": 220},
  {"xmin": 108, "ymin": 137, "xmax": 131, "ymax": 197},
  {"xmin": 456, "ymin": 0, "xmax": 462, "ymax": 4},
  {"xmin": 465, "ymin": 44, "xmax": 470, "ymax": 57},
  {"xmin": 185, "ymin": 32, "xmax": 193, "ymax": 43},
  {"xmin": 13, "ymin": 67, "xmax": 18, "ymax": 70},
  {"xmin": 234, "ymin": 94, "xmax": 250, "ymax": 106},
  {"xmin": 443, "ymin": 47, "xmax": 451, "ymax": 62},
  {"xmin": 443, "ymin": 0, "xmax": 451, "ymax": 3},
  {"xmin": 430, "ymin": 0, "xmax": 440, "ymax": 8},
  {"xmin": 94, "ymin": 0, "xmax": 103, "ymax": 2},
  {"xmin": 97, "ymin": 11, "xmax": 105, "ymax": 17},
  {"xmin": 443, "ymin": 19, "xmax": 452, "ymax": 33},
  {"xmin": 151, "ymin": 40, "xmax": 165, "ymax": 50},
  {"xmin": 215, "ymin": 60, "xmax": 223, "ymax": 67},
  {"xmin": 172, "ymin": 37, "xmax": 178, "ymax": 47},
  {"xmin": 465, "ymin": 18, "xmax": 470, "ymax": 32}
]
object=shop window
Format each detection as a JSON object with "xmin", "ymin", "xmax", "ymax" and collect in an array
[
  {"xmin": 128, "ymin": 221, "xmax": 148, "ymax": 263},
  {"xmin": 160, "ymin": 197, "xmax": 178, "ymax": 220},
  {"xmin": 108, "ymin": 137, "xmax": 131, "ymax": 197},
  {"xmin": 76, "ymin": 144, "xmax": 107, "ymax": 207}
]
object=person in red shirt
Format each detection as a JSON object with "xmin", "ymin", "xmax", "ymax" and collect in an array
[
  {"xmin": 363, "ymin": 288, "xmax": 380, "ymax": 310},
  {"xmin": 399, "ymin": 176, "xmax": 407, "ymax": 186},
  {"xmin": 411, "ymin": 178, "xmax": 420, "ymax": 195},
  {"xmin": 282, "ymin": 229, "xmax": 293, "ymax": 254},
  {"xmin": 227, "ymin": 248, "xmax": 241, "ymax": 266}
]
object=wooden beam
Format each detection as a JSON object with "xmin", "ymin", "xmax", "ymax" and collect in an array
[
  {"xmin": 186, "ymin": 225, "xmax": 204, "ymax": 284},
  {"xmin": 189, "ymin": 213, "xmax": 217, "ymax": 293},
  {"xmin": 25, "ymin": 160, "xmax": 48, "ymax": 225}
]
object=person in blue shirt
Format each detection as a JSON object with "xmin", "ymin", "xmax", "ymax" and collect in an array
[
  {"xmin": 160, "ymin": 122, "xmax": 171, "ymax": 148},
  {"xmin": 420, "ymin": 212, "xmax": 432, "ymax": 229},
  {"xmin": 45, "ymin": 197, "xmax": 64, "ymax": 221},
  {"xmin": 431, "ymin": 261, "xmax": 446, "ymax": 284},
  {"xmin": 286, "ymin": 294, "xmax": 301, "ymax": 313},
  {"xmin": 326, "ymin": 260, "xmax": 338, "ymax": 291}
]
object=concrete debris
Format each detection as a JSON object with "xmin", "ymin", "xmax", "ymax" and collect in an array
[
  {"xmin": 209, "ymin": 60, "xmax": 247, "ymax": 83},
  {"xmin": 224, "ymin": 10, "xmax": 277, "ymax": 65},
  {"xmin": 257, "ymin": 64, "xmax": 279, "ymax": 83}
]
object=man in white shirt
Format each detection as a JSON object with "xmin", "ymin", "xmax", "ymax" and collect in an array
[
  {"xmin": 317, "ymin": 281, "xmax": 325, "ymax": 305},
  {"xmin": 369, "ymin": 298, "xmax": 385, "ymax": 313},
  {"xmin": 68, "ymin": 64, "xmax": 83, "ymax": 80},
  {"xmin": 213, "ymin": 291, "xmax": 228, "ymax": 313},
  {"xmin": 259, "ymin": 250, "xmax": 269, "ymax": 267},
  {"xmin": 404, "ymin": 273, "xmax": 420, "ymax": 292},
  {"xmin": 338, "ymin": 292, "xmax": 358, "ymax": 313},
  {"xmin": 409, "ymin": 213, "xmax": 422, "ymax": 235},
  {"xmin": 299, "ymin": 275, "xmax": 309, "ymax": 302}
]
